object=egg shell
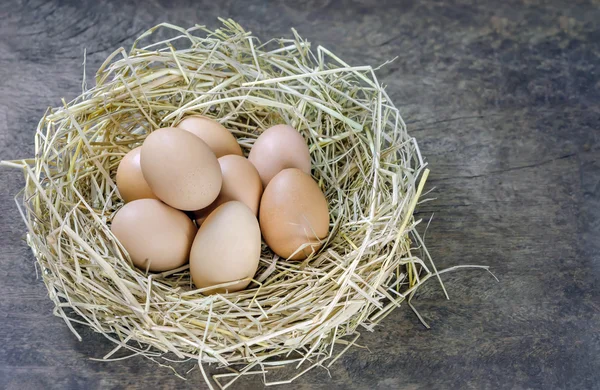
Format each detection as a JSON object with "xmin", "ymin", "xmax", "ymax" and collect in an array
[
  {"xmin": 193, "ymin": 155, "xmax": 262, "ymax": 225},
  {"xmin": 259, "ymin": 168, "xmax": 329, "ymax": 260},
  {"xmin": 177, "ymin": 116, "xmax": 242, "ymax": 158},
  {"xmin": 116, "ymin": 147, "xmax": 159, "ymax": 203},
  {"xmin": 110, "ymin": 199, "xmax": 196, "ymax": 272},
  {"xmin": 140, "ymin": 127, "xmax": 222, "ymax": 211},
  {"xmin": 248, "ymin": 124, "xmax": 311, "ymax": 188},
  {"xmin": 190, "ymin": 201, "xmax": 261, "ymax": 294}
]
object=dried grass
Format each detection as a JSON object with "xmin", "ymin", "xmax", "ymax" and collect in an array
[{"xmin": 1, "ymin": 19, "xmax": 460, "ymax": 387}]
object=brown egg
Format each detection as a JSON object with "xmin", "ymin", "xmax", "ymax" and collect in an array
[
  {"xmin": 190, "ymin": 201, "xmax": 261, "ymax": 294},
  {"xmin": 115, "ymin": 147, "xmax": 158, "ymax": 203},
  {"xmin": 193, "ymin": 155, "xmax": 262, "ymax": 225},
  {"xmin": 176, "ymin": 116, "xmax": 242, "ymax": 158},
  {"xmin": 260, "ymin": 168, "xmax": 329, "ymax": 260},
  {"xmin": 140, "ymin": 127, "xmax": 222, "ymax": 211},
  {"xmin": 110, "ymin": 199, "xmax": 196, "ymax": 272},
  {"xmin": 248, "ymin": 124, "xmax": 311, "ymax": 188}
]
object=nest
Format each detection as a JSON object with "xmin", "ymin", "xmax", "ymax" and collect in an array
[{"xmin": 5, "ymin": 20, "xmax": 440, "ymax": 387}]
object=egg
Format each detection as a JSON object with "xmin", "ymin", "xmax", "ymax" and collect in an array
[
  {"xmin": 248, "ymin": 124, "xmax": 311, "ymax": 188},
  {"xmin": 177, "ymin": 115, "xmax": 242, "ymax": 158},
  {"xmin": 190, "ymin": 201, "xmax": 261, "ymax": 294},
  {"xmin": 110, "ymin": 199, "xmax": 196, "ymax": 272},
  {"xmin": 115, "ymin": 147, "xmax": 158, "ymax": 203},
  {"xmin": 193, "ymin": 155, "xmax": 262, "ymax": 225},
  {"xmin": 140, "ymin": 127, "xmax": 222, "ymax": 211},
  {"xmin": 259, "ymin": 168, "xmax": 329, "ymax": 260}
]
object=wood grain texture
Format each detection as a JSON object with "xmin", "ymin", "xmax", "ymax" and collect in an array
[{"xmin": 1, "ymin": 0, "xmax": 599, "ymax": 389}]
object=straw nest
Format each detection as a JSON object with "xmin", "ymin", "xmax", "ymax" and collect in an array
[{"xmin": 5, "ymin": 20, "xmax": 442, "ymax": 387}]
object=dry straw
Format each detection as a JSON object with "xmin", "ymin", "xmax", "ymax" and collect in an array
[{"xmin": 1, "ymin": 19, "xmax": 482, "ymax": 388}]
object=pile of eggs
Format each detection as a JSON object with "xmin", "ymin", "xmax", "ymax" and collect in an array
[{"xmin": 111, "ymin": 116, "xmax": 329, "ymax": 294}]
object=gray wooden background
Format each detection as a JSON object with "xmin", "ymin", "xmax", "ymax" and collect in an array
[{"xmin": 1, "ymin": 0, "xmax": 599, "ymax": 389}]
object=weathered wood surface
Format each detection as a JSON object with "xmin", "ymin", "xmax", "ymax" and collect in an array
[{"xmin": 1, "ymin": 0, "xmax": 599, "ymax": 389}]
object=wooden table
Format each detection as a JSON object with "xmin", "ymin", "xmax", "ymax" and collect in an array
[{"xmin": 1, "ymin": 1, "xmax": 598, "ymax": 388}]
